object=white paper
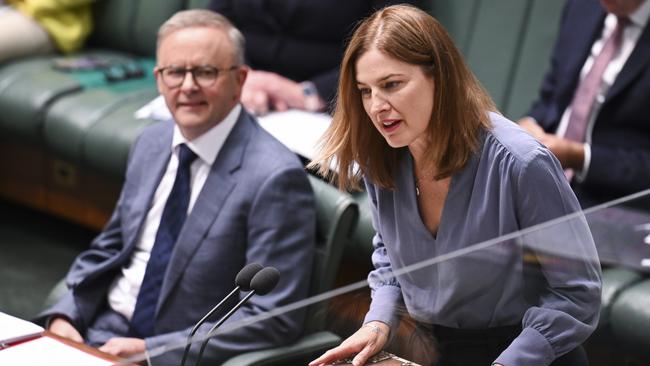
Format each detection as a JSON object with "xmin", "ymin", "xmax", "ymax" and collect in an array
[
  {"xmin": 0, "ymin": 312, "xmax": 43, "ymax": 344},
  {"xmin": 0, "ymin": 336, "xmax": 114, "ymax": 366},
  {"xmin": 257, "ymin": 110, "xmax": 330, "ymax": 159}
]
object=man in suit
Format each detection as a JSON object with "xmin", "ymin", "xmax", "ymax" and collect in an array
[
  {"xmin": 518, "ymin": 0, "xmax": 650, "ymax": 207},
  {"xmin": 38, "ymin": 9, "xmax": 316, "ymax": 365}
]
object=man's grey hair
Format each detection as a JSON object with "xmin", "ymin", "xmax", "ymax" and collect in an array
[{"xmin": 157, "ymin": 9, "xmax": 245, "ymax": 65}]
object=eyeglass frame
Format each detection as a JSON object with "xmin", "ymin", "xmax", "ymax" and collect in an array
[{"xmin": 155, "ymin": 65, "xmax": 240, "ymax": 88}]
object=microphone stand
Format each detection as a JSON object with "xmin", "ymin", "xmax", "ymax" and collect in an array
[
  {"xmin": 179, "ymin": 287, "xmax": 240, "ymax": 366},
  {"xmin": 193, "ymin": 290, "xmax": 257, "ymax": 366}
]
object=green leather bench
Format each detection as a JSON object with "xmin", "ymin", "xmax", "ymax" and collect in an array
[{"xmin": 0, "ymin": 0, "xmax": 210, "ymax": 228}]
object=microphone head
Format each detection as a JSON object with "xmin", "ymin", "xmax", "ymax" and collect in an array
[
  {"xmin": 235, "ymin": 263, "xmax": 264, "ymax": 291},
  {"xmin": 249, "ymin": 267, "xmax": 280, "ymax": 295}
]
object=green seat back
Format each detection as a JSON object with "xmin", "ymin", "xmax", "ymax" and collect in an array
[
  {"xmin": 610, "ymin": 279, "xmax": 650, "ymax": 359},
  {"xmin": 433, "ymin": 0, "xmax": 564, "ymax": 119},
  {"xmin": 306, "ymin": 175, "xmax": 358, "ymax": 332},
  {"xmin": 90, "ymin": 0, "xmax": 185, "ymax": 56}
]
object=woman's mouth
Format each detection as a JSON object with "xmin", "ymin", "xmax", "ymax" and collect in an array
[{"xmin": 381, "ymin": 119, "xmax": 402, "ymax": 133}]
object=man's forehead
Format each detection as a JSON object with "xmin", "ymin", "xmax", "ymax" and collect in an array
[
  {"xmin": 157, "ymin": 26, "xmax": 235, "ymax": 63},
  {"xmin": 161, "ymin": 26, "xmax": 230, "ymax": 46}
]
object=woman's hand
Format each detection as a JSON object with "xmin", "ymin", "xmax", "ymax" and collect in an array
[
  {"xmin": 309, "ymin": 321, "xmax": 390, "ymax": 366},
  {"xmin": 48, "ymin": 317, "xmax": 83, "ymax": 343}
]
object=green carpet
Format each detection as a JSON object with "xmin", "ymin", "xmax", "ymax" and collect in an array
[{"xmin": 0, "ymin": 199, "xmax": 96, "ymax": 319}]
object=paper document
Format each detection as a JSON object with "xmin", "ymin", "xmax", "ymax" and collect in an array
[
  {"xmin": 0, "ymin": 336, "xmax": 113, "ymax": 366},
  {"xmin": 257, "ymin": 110, "xmax": 331, "ymax": 159},
  {"xmin": 0, "ymin": 312, "xmax": 43, "ymax": 345}
]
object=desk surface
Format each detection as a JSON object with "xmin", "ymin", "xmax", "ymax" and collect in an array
[
  {"xmin": 0, "ymin": 331, "xmax": 137, "ymax": 366},
  {"xmin": 44, "ymin": 331, "xmax": 128, "ymax": 364}
]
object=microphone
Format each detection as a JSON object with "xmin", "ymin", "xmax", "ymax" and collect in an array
[
  {"xmin": 193, "ymin": 266, "xmax": 281, "ymax": 366},
  {"xmin": 179, "ymin": 263, "xmax": 263, "ymax": 366}
]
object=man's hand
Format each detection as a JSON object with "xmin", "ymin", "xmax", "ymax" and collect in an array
[
  {"xmin": 309, "ymin": 321, "xmax": 390, "ymax": 366},
  {"xmin": 241, "ymin": 70, "xmax": 322, "ymax": 115},
  {"xmin": 536, "ymin": 133, "xmax": 585, "ymax": 169},
  {"xmin": 99, "ymin": 337, "xmax": 146, "ymax": 358},
  {"xmin": 48, "ymin": 317, "xmax": 83, "ymax": 343},
  {"xmin": 517, "ymin": 117, "xmax": 585, "ymax": 170},
  {"xmin": 517, "ymin": 117, "xmax": 545, "ymax": 139}
]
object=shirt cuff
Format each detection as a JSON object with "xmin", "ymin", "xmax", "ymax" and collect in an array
[
  {"xmin": 574, "ymin": 143, "xmax": 591, "ymax": 183},
  {"xmin": 363, "ymin": 285, "xmax": 402, "ymax": 330},
  {"xmin": 494, "ymin": 327, "xmax": 555, "ymax": 366}
]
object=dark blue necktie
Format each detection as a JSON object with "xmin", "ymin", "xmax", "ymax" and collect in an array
[{"xmin": 129, "ymin": 143, "xmax": 198, "ymax": 338}]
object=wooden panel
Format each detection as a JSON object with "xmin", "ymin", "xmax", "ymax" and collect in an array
[
  {"xmin": 0, "ymin": 139, "xmax": 120, "ymax": 231},
  {"xmin": 0, "ymin": 139, "xmax": 48, "ymax": 210}
]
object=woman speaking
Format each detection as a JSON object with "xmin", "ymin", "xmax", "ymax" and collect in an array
[{"xmin": 310, "ymin": 5, "xmax": 601, "ymax": 366}]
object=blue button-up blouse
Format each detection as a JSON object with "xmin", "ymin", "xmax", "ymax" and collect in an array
[{"xmin": 363, "ymin": 113, "xmax": 601, "ymax": 366}]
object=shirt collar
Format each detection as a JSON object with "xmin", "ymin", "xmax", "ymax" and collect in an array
[
  {"xmin": 171, "ymin": 104, "xmax": 242, "ymax": 165},
  {"xmin": 629, "ymin": 0, "xmax": 650, "ymax": 28}
]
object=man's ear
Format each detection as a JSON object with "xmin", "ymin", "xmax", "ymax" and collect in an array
[
  {"xmin": 234, "ymin": 65, "xmax": 250, "ymax": 99},
  {"xmin": 237, "ymin": 65, "xmax": 249, "ymax": 86},
  {"xmin": 154, "ymin": 67, "xmax": 163, "ymax": 93}
]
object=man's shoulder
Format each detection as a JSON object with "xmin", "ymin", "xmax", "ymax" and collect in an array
[{"xmin": 241, "ymin": 115, "xmax": 305, "ymax": 171}]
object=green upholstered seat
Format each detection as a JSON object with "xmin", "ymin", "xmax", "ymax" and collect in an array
[
  {"xmin": 433, "ymin": 0, "xmax": 564, "ymax": 119},
  {"xmin": 81, "ymin": 90, "xmax": 160, "ymax": 178},
  {"xmin": 593, "ymin": 268, "xmax": 644, "ymax": 341},
  {"xmin": 609, "ymin": 278, "xmax": 650, "ymax": 360},
  {"xmin": 503, "ymin": 0, "xmax": 564, "ymax": 118},
  {"xmin": 42, "ymin": 61, "xmax": 156, "ymax": 167},
  {"xmin": 346, "ymin": 191, "xmax": 375, "ymax": 267},
  {"xmin": 0, "ymin": 0, "xmax": 182, "ymax": 145}
]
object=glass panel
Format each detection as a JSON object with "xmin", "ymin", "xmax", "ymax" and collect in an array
[{"xmin": 116, "ymin": 189, "xmax": 650, "ymax": 366}]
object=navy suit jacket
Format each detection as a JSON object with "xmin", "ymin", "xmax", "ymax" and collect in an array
[
  {"xmin": 38, "ymin": 110, "xmax": 316, "ymax": 365},
  {"xmin": 528, "ymin": 0, "xmax": 650, "ymax": 206}
]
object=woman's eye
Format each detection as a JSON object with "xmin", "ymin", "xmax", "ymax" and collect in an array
[
  {"xmin": 358, "ymin": 88, "xmax": 371, "ymax": 97},
  {"xmin": 384, "ymin": 80, "xmax": 401, "ymax": 89}
]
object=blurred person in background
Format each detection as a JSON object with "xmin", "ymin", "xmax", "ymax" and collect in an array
[
  {"xmin": 0, "ymin": 0, "xmax": 94, "ymax": 63},
  {"xmin": 518, "ymin": 0, "xmax": 650, "ymax": 208}
]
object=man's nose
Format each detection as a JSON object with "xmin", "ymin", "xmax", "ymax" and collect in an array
[{"xmin": 180, "ymin": 70, "xmax": 199, "ymax": 91}]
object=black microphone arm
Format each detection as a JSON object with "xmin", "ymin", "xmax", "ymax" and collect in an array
[
  {"xmin": 193, "ymin": 266, "xmax": 281, "ymax": 366},
  {"xmin": 179, "ymin": 263, "xmax": 263, "ymax": 366}
]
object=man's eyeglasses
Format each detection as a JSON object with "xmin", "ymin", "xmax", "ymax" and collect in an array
[{"xmin": 157, "ymin": 65, "xmax": 239, "ymax": 88}]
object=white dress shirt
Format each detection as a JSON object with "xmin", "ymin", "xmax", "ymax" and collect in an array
[
  {"xmin": 107, "ymin": 104, "xmax": 242, "ymax": 320},
  {"xmin": 556, "ymin": 1, "xmax": 650, "ymax": 181}
]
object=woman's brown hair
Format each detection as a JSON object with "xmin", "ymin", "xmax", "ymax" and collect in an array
[{"xmin": 311, "ymin": 4, "xmax": 496, "ymax": 190}]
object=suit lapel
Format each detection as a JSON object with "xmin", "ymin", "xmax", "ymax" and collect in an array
[
  {"xmin": 123, "ymin": 125, "xmax": 173, "ymax": 253},
  {"xmin": 158, "ymin": 112, "xmax": 254, "ymax": 310},
  {"xmin": 606, "ymin": 21, "xmax": 650, "ymax": 101}
]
